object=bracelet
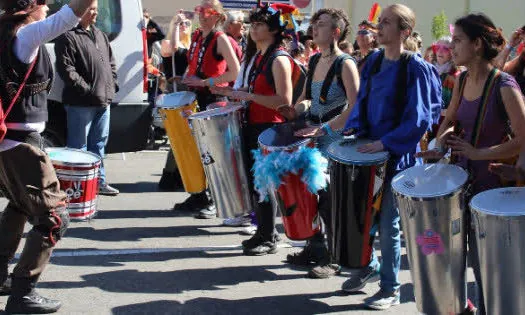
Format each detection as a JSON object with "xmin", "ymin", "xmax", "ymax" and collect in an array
[
  {"xmin": 321, "ymin": 123, "xmax": 335, "ymax": 136},
  {"xmin": 505, "ymin": 44, "xmax": 516, "ymax": 51},
  {"xmin": 208, "ymin": 78, "xmax": 215, "ymax": 87}
]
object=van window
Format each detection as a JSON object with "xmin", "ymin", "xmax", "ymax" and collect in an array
[{"xmin": 47, "ymin": 0, "xmax": 122, "ymax": 41}]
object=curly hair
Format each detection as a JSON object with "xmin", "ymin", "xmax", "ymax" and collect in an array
[{"xmin": 310, "ymin": 8, "xmax": 351, "ymax": 44}]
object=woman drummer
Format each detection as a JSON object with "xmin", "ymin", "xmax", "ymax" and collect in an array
[
  {"xmin": 418, "ymin": 14, "xmax": 525, "ymax": 314},
  {"xmin": 339, "ymin": 4, "xmax": 442, "ymax": 310},
  {"xmin": 174, "ymin": 0, "xmax": 240, "ymax": 219},
  {"xmin": 212, "ymin": 3, "xmax": 295, "ymax": 256},
  {"xmin": 278, "ymin": 8, "xmax": 360, "ymax": 279},
  {"xmin": 157, "ymin": 11, "xmax": 192, "ymax": 191}
]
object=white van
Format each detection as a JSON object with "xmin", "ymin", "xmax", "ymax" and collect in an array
[{"xmin": 44, "ymin": 0, "xmax": 151, "ymax": 153}]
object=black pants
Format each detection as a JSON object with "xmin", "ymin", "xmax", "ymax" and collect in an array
[{"xmin": 244, "ymin": 122, "xmax": 277, "ymax": 241}]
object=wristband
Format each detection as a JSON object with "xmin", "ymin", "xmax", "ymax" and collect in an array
[
  {"xmin": 208, "ymin": 78, "xmax": 215, "ymax": 87},
  {"xmin": 506, "ymin": 44, "xmax": 516, "ymax": 51},
  {"xmin": 321, "ymin": 123, "xmax": 335, "ymax": 136}
]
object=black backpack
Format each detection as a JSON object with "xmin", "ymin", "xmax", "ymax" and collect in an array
[
  {"xmin": 359, "ymin": 50, "xmax": 414, "ymax": 132},
  {"xmin": 263, "ymin": 50, "xmax": 307, "ymax": 105}
]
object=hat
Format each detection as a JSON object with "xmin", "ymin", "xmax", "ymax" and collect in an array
[{"xmin": 1, "ymin": 0, "xmax": 43, "ymax": 13}]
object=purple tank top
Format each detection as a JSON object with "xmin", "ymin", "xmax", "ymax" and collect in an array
[{"xmin": 455, "ymin": 72, "xmax": 520, "ymax": 194}]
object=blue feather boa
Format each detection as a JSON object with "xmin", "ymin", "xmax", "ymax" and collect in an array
[{"xmin": 252, "ymin": 146, "xmax": 328, "ymax": 202}]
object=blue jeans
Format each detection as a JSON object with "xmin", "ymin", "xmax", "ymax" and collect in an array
[
  {"xmin": 368, "ymin": 167, "xmax": 401, "ymax": 293},
  {"xmin": 65, "ymin": 105, "xmax": 110, "ymax": 185}
]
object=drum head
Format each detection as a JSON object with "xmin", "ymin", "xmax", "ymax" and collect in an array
[
  {"xmin": 326, "ymin": 139, "xmax": 389, "ymax": 166},
  {"xmin": 258, "ymin": 122, "xmax": 310, "ymax": 151},
  {"xmin": 156, "ymin": 91, "xmax": 196, "ymax": 109},
  {"xmin": 46, "ymin": 148, "xmax": 101, "ymax": 165},
  {"xmin": 470, "ymin": 187, "xmax": 525, "ymax": 216},
  {"xmin": 392, "ymin": 164, "xmax": 468, "ymax": 198},
  {"xmin": 188, "ymin": 104, "xmax": 243, "ymax": 120}
]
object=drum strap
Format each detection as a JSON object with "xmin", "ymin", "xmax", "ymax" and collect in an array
[{"xmin": 470, "ymin": 68, "xmax": 501, "ymax": 147}]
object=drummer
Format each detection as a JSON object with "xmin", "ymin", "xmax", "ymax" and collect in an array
[
  {"xmin": 278, "ymin": 8, "xmax": 360, "ymax": 279},
  {"xmin": 212, "ymin": 2, "xmax": 295, "ymax": 256},
  {"xmin": 339, "ymin": 4, "xmax": 442, "ymax": 310},
  {"xmin": 176, "ymin": 0, "xmax": 240, "ymax": 219},
  {"xmin": 417, "ymin": 13, "xmax": 525, "ymax": 314}
]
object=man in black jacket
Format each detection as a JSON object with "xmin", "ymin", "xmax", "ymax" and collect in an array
[{"xmin": 55, "ymin": 0, "xmax": 119, "ymax": 196}]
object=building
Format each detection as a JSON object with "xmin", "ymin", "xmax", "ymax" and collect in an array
[{"xmin": 142, "ymin": 0, "xmax": 525, "ymax": 48}]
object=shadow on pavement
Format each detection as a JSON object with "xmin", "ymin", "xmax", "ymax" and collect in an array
[
  {"xmin": 38, "ymin": 265, "xmax": 308, "ymax": 295},
  {"xmin": 47, "ymin": 249, "xmax": 245, "ymax": 267},
  {"xmin": 109, "ymin": 182, "xmax": 163, "ymax": 194},
  {"xmin": 111, "ymin": 295, "xmax": 366, "ymax": 315},
  {"xmin": 93, "ymin": 209, "xmax": 183, "ymax": 220},
  {"xmin": 64, "ymin": 225, "xmax": 241, "ymax": 242}
]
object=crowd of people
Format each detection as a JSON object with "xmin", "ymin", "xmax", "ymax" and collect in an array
[{"xmin": 0, "ymin": 0, "xmax": 524, "ymax": 313}]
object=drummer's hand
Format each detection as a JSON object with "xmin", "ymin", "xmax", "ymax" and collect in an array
[
  {"xmin": 182, "ymin": 76, "xmax": 207, "ymax": 87},
  {"xmin": 415, "ymin": 149, "xmax": 445, "ymax": 161},
  {"xmin": 357, "ymin": 140, "xmax": 384, "ymax": 154},
  {"xmin": 447, "ymin": 135, "xmax": 480, "ymax": 160},
  {"xmin": 489, "ymin": 163, "xmax": 525, "ymax": 182},
  {"xmin": 295, "ymin": 126, "xmax": 324, "ymax": 138},
  {"xmin": 230, "ymin": 90, "xmax": 253, "ymax": 101},
  {"xmin": 277, "ymin": 105, "xmax": 297, "ymax": 121},
  {"xmin": 210, "ymin": 86, "xmax": 233, "ymax": 97}
]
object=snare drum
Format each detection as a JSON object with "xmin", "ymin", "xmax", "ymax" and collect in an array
[
  {"xmin": 392, "ymin": 164, "xmax": 469, "ymax": 315},
  {"xmin": 470, "ymin": 187, "xmax": 525, "ymax": 315},
  {"xmin": 157, "ymin": 91, "xmax": 207, "ymax": 193},
  {"xmin": 257, "ymin": 122, "xmax": 321, "ymax": 241},
  {"xmin": 325, "ymin": 138, "xmax": 389, "ymax": 268},
  {"xmin": 46, "ymin": 148, "xmax": 101, "ymax": 220}
]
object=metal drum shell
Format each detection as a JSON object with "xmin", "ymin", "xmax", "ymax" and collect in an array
[
  {"xmin": 470, "ymin": 187, "xmax": 525, "ymax": 315},
  {"xmin": 188, "ymin": 104, "xmax": 252, "ymax": 218},
  {"xmin": 392, "ymin": 164, "xmax": 469, "ymax": 315}
]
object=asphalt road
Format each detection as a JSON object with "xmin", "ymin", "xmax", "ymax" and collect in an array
[{"xmin": 0, "ymin": 151, "xmax": 478, "ymax": 314}]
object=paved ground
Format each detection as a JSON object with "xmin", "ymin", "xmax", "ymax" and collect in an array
[{"xmin": 0, "ymin": 151, "xmax": 477, "ymax": 314}]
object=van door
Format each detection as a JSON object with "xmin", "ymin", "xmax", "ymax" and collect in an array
[{"xmin": 45, "ymin": 0, "xmax": 152, "ymax": 153}]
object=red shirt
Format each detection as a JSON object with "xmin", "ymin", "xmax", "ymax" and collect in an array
[
  {"xmin": 186, "ymin": 30, "xmax": 227, "ymax": 87},
  {"xmin": 248, "ymin": 52, "xmax": 293, "ymax": 124}
]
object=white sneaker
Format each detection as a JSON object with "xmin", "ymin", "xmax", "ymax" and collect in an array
[
  {"xmin": 240, "ymin": 225, "xmax": 257, "ymax": 235},
  {"xmin": 222, "ymin": 216, "xmax": 252, "ymax": 227}
]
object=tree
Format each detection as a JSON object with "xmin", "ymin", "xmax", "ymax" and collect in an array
[{"xmin": 432, "ymin": 11, "xmax": 448, "ymax": 40}]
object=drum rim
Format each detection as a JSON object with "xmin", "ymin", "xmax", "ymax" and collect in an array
[
  {"xmin": 391, "ymin": 164, "xmax": 469, "ymax": 199},
  {"xmin": 156, "ymin": 91, "xmax": 197, "ymax": 109},
  {"xmin": 257, "ymin": 124, "xmax": 312, "ymax": 151},
  {"xmin": 45, "ymin": 147, "xmax": 102, "ymax": 167},
  {"xmin": 325, "ymin": 139, "xmax": 389, "ymax": 166},
  {"xmin": 188, "ymin": 104, "xmax": 243, "ymax": 120},
  {"xmin": 469, "ymin": 187, "xmax": 525, "ymax": 216}
]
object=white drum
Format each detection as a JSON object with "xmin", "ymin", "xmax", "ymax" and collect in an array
[{"xmin": 470, "ymin": 187, "xmax": 525, "ymax": 315}]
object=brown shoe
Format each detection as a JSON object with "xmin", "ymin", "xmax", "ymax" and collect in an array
[{"xmin": 308, "ymin": 263, "xmax": 341, "ymax": 279}]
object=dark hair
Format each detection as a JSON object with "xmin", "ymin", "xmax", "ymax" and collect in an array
[
  {"xmin": 455, "ymin": 13, "xmax": 506, "ymax": 60},
  {"xmin": 248, "ymin": 5, "xmax": 285, "ymax": 52},
  {"xmin": 358, "ymin": 20, "xmax": 378, "ymax": 31},
  {"xmin": 290, "ymin": 42, "xmax": 305, "ymax": 59},
  {"xmin": 0, "ymin": 12, "xmax": 33, "ymax": 51},
  {"xmin": 241, "ymin": 33, "xmax": 257, "ymax": 86},
  {"xmin": 310, "ymin": 8, "xmax": 351, "ymax": 43}
]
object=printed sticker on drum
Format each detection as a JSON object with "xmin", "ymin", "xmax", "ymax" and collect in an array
[
  {"xmin": 416, "ymin": 229, "xmax": 445, "ymax": 255},
  {"xmin": 201, "ymin": 152, "xmax": 215, "ymax": 165}
]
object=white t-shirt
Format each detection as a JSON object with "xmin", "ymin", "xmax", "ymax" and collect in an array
[{"xmin": 1, "ymin": 5, "xmax": 80, "ymax": 152}]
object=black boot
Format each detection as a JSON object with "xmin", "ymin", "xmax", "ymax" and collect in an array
[
  {"xmin": 172, "ymin": 191, "xmax": 208, "ymax": 212},
  {"xmin": 5, "ymin": 276, "xmax": 61, "ymax": 314},
  {"xmin": 286, "ymin": 233, "xmax": 327, "ymax": 266},
  {"xmin": 0, "ymin": 258, "xmax": 10, "ymax": 296},
  {"xmin": 158, "ymin": 168, "xmax": 183, "ymax": 191}
]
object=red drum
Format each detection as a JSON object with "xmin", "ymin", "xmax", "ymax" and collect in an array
[
  {"xmin": 46, "ymin": 148, "xmax": 101, "ymax": 220},
  {"xmin": 258, "ymin": 122, "xmax": 321, "ymax": 241}
]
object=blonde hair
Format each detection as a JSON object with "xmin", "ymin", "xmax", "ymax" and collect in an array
[
  {"xmin": 166, "ymin": 16, "xmax": 191, "ymax": 49},
  {"xmin": 202, "ymin": 0, "xmax": 226, "ymax": 26},
  {"xmin": 388, "ymin": 4, "xmax": 416, "ymax": 37}
]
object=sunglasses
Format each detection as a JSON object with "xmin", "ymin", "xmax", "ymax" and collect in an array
[
  {"xmin": 179, "ymin": 21, "xmax": 191, "ymax": 27},
  {"xmin": 194, "ymin": 5, "xmax": 219, "ymax": 18},
  {"xmin": 432, "ymin": 44, "xmax": 451, "ymax": 54},
  {"xmin": 357, "ymin": 29, "xmax": 372, "ymax": 36}
]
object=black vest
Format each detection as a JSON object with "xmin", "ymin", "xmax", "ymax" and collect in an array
[{"xmin": 0, "ymin": 39, "xmax": 53, "ymax": 124}]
